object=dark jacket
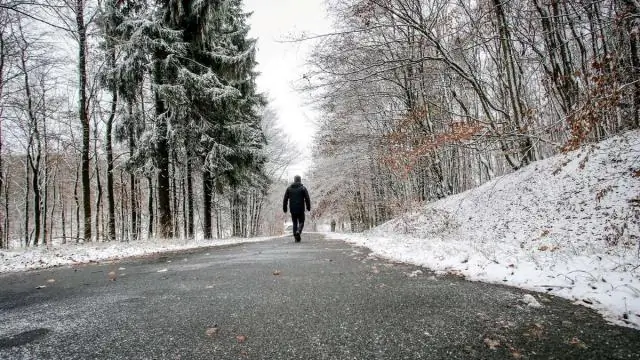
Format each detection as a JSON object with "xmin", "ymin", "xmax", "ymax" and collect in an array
[{"xmin": 283, "ymin": 182, "xmax": 311, "ymax": 214}]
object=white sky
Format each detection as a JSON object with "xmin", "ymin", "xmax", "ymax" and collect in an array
[{"xmin": 243, "ymin": 0, "xmax": 331, "ymax": 180}]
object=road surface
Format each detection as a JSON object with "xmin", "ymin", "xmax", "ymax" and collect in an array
[{"xmin": 1, "ymin": 234, "xmax": 639, "ymax": 359}]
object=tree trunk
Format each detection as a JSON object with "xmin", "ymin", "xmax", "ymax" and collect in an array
[
  {"xmin": 94, "ymin": 120, "xmax": 102, "ymax": 242},
  {"xmin": 77, "ymin": 0, "xmax": 91, "ymax": 242},
  {"xmin": 74, "ymin": 162, "xmax": 80, "ymax": 243},
  {"xmin": 154, "ymin": 90, "xmax": 172, "ymax": 239},
  {"xmin": 147, "ymin": 176, "xmax": 154, "ymax": 238},
  {"xmin": 24, "ymin": 161, "xmax": 30, "ymax": 246},
  {"xmin": 106, "ymin": 91, "xmax": 117, "ymax": 241},
  {"xmin": 60, "ymin": 181, "xmax": 66, "ymax": 244},
  {"xmin": 171, "ymin": 150, "xmax": 178, "ymax": 237},
  {"xmin": 186, "ymin": 157, "xmax": 194, "ymax": 238},
  {"xmin": 0, "ymin": 31, "xmax": 4, "ymax": 248},
  {"xmin": 203, "ymin": 170, "xmax": 213, "ymax": 239},
  {"xmin": 3, "ymin": 170, "xmax": 8, "ymax": 248}
]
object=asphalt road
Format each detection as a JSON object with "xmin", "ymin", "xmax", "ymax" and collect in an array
[{"xmin": 0, "ymin": 234, "xmax": 639, "ymax": 359}]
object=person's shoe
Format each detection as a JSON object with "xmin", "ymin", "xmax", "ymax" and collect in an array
[{"xmin": 294, "ymin": 232, "xmax": 301, "ymax": 242}]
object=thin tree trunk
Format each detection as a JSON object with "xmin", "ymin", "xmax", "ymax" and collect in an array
[
  {"xmin": 0, "ymin": 32, "xmax": 4, "ymax": 249},
  {"xmin": 120, "ymin": 170, "xmax": 128, "ymax": 241},
  {"xmin": 60, "ymin": 181, "xmax": 66, "ymax": 244},
  {"xmin": 3, "ymin": 169, "xmax": 8, "ymax": 248},
  {"xmin": 186, "ymin": 158, "xmax": 194, "ymax": 238},
  {"xmin": 94, "ymin": 123, "xmax": 102, "ymax": 242},
  {"xmin": 42, "ymin": 148, "xmax": 48, "ymax": 246},
  {"xmin": 74, "ymin": 162, "xmax": 80, "ymax": 243},
  {"xmin": 77, "ymin": 0, "xmax": 91, "ymax": 242},
  {"xmin": 171, "ymin": 150, "xmax": 178, "ymax": 237},
  {"xmin": 147, "ymin": 176, "xmax": 154, "ymax": 238},
  {"xmin": 130, "ymin": 173, "xmax": 137, "ymax": 240},
  {"xmin": 202, "ymin": 170, "xmax": 213, "ymax": 239},
  {"xmin": 106, "ymin": 91, "xmax": 117, "ymax": 241},
  {"xmin": 181, "ymin": 168, "xmax": 187, "ymax": 238},
  {"xmin": 154, "ymin": 69, "xmax": 172, "ymax": 238},
  {"xmin": 24, "ymin": 161, "xmax": 30, "ymax": 246}
]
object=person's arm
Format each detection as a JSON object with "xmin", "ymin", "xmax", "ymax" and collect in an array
[
  {"xmin": 304, "ymin": 187, "xmax": 311, "ymax": 212},
  {"xmin": 283, "ymin": 188, "xmax": 289, "ymax": 213}
]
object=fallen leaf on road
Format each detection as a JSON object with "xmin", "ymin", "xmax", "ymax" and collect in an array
[
  {"xmin": 272, "ymin": 270, "xmax": 281, "ymax": 276},
  {"xmin": 157, "ymin": 268, "xmax": 168, "ymax": 273},
  {"xmin": 407, "ymin": 270, "xmax": 423, "ymax": 278},
  {"xmin": 524, "ymin": 323, "xmax": 545, "ymax": 339},
  {"xmin": 236, "ymin": 335, "xmax": 247, "ymax": 343},
  {"xmin": 36, "ymin": 285, "xmax": 46, "ymax": 289},
  {"xmin": 240, "ymin": 350, "xmax": 248, "ymax": 357},
  {"xmin": 484, "ymin": 338, "xmax": 500, "ymax": 350},
  {"xmin": 205, "ymin": 326, "xmax": 219, "ymax": 337},
  {"xmin": 509, "ymin": 347, "xmax": 523, "ymax": 359},
  {"xmin": 118, "ymin": 267, "xmax": 126, "ymax": 271},
  {"xmin": 46, "ymin": 279, "xmax": 56, "ymax": 283},
  {"xmin": 569, "ymin": 337, "xmax": 587, "ymax": 349},
  {"xmin": 108, "ymin": 271, "xmax": 117, "ymax": 281}
]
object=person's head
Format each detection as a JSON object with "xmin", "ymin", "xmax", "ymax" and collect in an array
[{"xmin": 294, "ymin": 175, "xmax": 301, "ymax": 183}]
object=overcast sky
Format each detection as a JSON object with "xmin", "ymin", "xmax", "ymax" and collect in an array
[{"xmin": 243, "ymin": 0, "xmax": 331, "ymax": 180}]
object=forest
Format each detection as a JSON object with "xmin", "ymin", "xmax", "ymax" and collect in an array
[
  {"xmin": 0, "ymin": 0, "xmax": 297, "ymax": 248},
  {"xmin": 1, "ymin": 0, "xmax": 638, "ymax": 248},
  {"xmin": 307, "ymin": 0, "xmax": 640, "ymax": 231}
]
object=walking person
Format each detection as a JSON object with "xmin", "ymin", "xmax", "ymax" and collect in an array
[{"xmin": 283, "ymin": 175, "xmax": 311, "ymax": 242}]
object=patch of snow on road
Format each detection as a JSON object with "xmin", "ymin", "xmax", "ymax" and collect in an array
[{"xmin": 326, "ymin": 131, "xmax": 640, "ymax": 329}]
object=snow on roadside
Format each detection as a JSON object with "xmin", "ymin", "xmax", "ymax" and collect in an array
[
  {"xmin": 0, "ymin": 236, "xmax": 279, "ymax": 273},
  {"xmin": 326, "ymin": 130, "xmax": 640, "ymax": 329}
]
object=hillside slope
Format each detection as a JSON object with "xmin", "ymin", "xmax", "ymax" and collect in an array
[{"xmin": 327, "ymin": 131, "xmax": 640, "ymax": 328}]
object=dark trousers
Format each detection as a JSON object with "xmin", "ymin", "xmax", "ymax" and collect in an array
[{"xmin": 291, "ymin": 212, "xmax": 305, "ymax": 234}]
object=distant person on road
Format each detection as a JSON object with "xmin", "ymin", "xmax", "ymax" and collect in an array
[{"xmin": 283, "ymin": 175, "xmax": 311, "ymax": 242}]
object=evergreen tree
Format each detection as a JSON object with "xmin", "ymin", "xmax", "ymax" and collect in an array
[{"xmin": 153, "ymin": 0, "xmax": 265, "ymax": 239}]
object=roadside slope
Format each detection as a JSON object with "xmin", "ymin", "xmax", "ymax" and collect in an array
[{"xmin": 327, "ymin": 131, "xmax": 640, "ymax": 328}]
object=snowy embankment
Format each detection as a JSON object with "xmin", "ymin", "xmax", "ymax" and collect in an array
[
  {"xmin": 327, "ymin": 131, "xmax": 640, "ymax": 329},
  {"xmin": 0, "ymin": 236, "xmax": 278, "ymax": 273}
]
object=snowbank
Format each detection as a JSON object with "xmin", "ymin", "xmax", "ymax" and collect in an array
[
  {"xmin": 326, "ymin": 131, "xmax": 640, "ymax": 329},
  {"xmin": 0, "ymin": 236, "xmax": 278, "ymax": 273}
]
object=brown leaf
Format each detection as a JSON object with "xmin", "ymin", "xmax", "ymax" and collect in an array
[
  {"xmin": 272, "ymin": 270, "xmax": 281, "ymax": 276},
  {"xmin": 236, "ymin": 334, "xmax": 247, "ymax": 343},
  {"xmin": 509, "ymin": 347, "xmax": 523, "ymax": 359},
  {"xmin": 569, "ymin": 337, "xmax": 587, "ymax": 349},
  {"xmin": 538, "ymin": 245, "xmax": 549, "ymax": 251},
  {"xmin": 205, "ymin": 326, "xmax": 219, "ymax": 337},
  {"xmin": 240, "ymin": 350, "xmax": 248, "ymax": 357},
  {"xmin": 524, "ymin": 323, "xmax": 545, "ymax": 339},
  {"xmin": 483, "ymin": 338, "xmax": 500, "ymax": 350}
]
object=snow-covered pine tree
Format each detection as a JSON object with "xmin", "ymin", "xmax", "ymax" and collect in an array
[
  {"xmin": 98, "ymin": 0, "xmax": 152, "ymax": 241},
  {"xmin": 150, "ymin": 0, "xmax": 265, "ymax": 239},
  {"xmin": 200, "ymin": 0, "xmax": 267, "ymax": 238}
]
